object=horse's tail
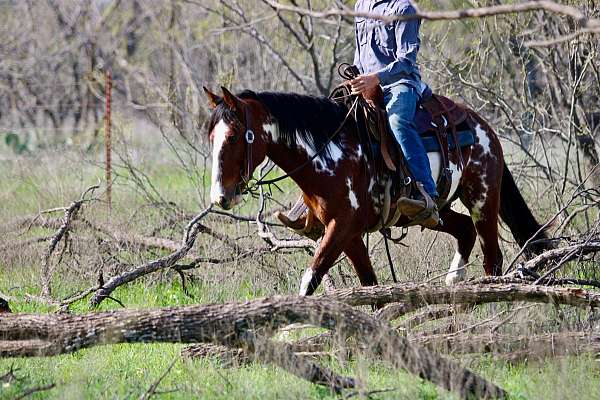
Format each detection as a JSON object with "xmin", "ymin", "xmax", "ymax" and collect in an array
[{"xmin": 499, "ymin": 164, "xmax": 550, "ymax": 255}]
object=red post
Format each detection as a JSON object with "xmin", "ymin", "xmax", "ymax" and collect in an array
[{"xmin": 104, "ymin": 69, "xmax": 112, "ymax": 211}]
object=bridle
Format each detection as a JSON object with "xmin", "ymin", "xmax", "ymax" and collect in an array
[
  {"xmin": 228, "ymin": 64, "xmax": 363, "ymax": 197},
  {"xmin": 235, "ymin": 95, "xmax": 360, "ymax": 197}
]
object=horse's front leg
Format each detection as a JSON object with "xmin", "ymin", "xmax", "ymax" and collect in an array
[
  {"xmin": 344, "ymin": 235, "xmax": 378, "ymax": 287},
  {"xmin": 299, "ymin": 219, "xmax": 350, "ymax": 296}
]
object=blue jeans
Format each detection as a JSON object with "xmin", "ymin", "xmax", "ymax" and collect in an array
[{"xmin": 384, "ymin": 84, "xmax": 438, "ymax": 197}]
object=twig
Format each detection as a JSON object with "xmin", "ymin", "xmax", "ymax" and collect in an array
[
  {"xmin": 40, "ymin": 184, "xmax": 100, "ymax": 298},
  {"xmin": 261, "ymin": 0, "xmax": 598, "ymax": 28},
  {"xmin": 89, "ymin": 205, "xmax": 212, "ymax": 307},
  {"xmin": 139, "ymin": 358, "xmax": 178, "ymax": 400},
  {"xmin": 13, "ymin": 383, "xmax": 56, "ymax": 400}
]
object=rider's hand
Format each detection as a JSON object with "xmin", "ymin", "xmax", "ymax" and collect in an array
[{"xmin": 350, "ymin": 73, "xmax": 380, "ymax": 95}]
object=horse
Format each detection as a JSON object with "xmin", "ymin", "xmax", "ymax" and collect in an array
[{"xmin": 203, "ymin": 86, "xmax": 548, "ymax": 296}]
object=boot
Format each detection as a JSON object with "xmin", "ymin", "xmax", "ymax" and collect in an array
[
  {"xmin": 275, "ymin": 196, "xmax": 325, "ymax": 240},
  {"xmin": 275, "ymin": 195, "xmax": 309, "ymax": 230},
  {"xmin": 396, "ymin": 183, "xmax": 440, "ymax": 228}
]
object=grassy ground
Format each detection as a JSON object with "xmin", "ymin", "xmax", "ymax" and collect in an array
[
  {"xmin": 1, "ymin": 137, "xmax": 599, "ymax": 399},
  {"xmin": 2, "ymin": 275, "xmax": 600, "ymax": 400}
]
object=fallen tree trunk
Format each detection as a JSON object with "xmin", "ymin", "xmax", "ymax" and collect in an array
[
  {"xmin": 522, "ymin": 240, "xmax": 600, "ymax": 272},
  {"xmin": 323, "ymin": 282, "xmax": 600, "ymax": 309},
  {"xmin": 0, "ymin": 296, "xmax": 506, "ymax": 399},
  {"xmin": 414, "ymin": 331, "xmax": 600, "ymax": 357}
]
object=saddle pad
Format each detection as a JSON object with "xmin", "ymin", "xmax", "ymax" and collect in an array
[{"xmin": 421, "ymin": 130, "xmax": 475, "ymax": 153}]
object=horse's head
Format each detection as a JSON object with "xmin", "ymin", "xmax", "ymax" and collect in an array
[{"xmin": 204, "ymin": 86, "xmax": 268, "ymax": 210}]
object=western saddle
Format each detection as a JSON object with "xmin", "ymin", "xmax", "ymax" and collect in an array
[{"xmin": 275, "ymin": 67, "xmax": 472, "ymax": 238}]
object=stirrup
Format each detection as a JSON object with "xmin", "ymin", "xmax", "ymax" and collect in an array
[{"xmin": 397, "ymin": 183, "xmax": 440, "ymax": 228}]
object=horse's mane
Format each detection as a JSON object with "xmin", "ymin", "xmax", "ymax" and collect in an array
[{"xmin": 208, "ymin": 90, "xmax": 348, "ymax": 157}]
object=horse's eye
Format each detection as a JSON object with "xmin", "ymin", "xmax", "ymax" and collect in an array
[{"xmin": 228, "ymin": 134, "xmax": 239, "ymax": 144}]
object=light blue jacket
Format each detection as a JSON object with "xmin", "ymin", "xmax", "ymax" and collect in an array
[{"xmin": 353, "ymin": 0, "xmax": 422, "ymax": 91}]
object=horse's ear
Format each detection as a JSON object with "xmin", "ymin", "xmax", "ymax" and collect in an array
[
  {"xmin": 221, "ymin": 86, "xmax": 241, "ymax": 111},
  {"xmin": 203, "ymin": 86, "xmax": 221, "ymax": 109}
]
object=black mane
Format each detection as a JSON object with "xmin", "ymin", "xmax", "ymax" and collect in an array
[{"xmin": 208, "ymin": 90, "xmax": 348, "ymax": 157}]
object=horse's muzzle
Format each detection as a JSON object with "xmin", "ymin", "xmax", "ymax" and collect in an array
[{"xmin": 213, "ymin": 195, "xmax": 231, "ymax": 210}]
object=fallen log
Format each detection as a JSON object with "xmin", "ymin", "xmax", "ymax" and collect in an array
[
  {"xmin": 0, "ymin": 296, "xmax": 506, "ymax": 399},
  {"xmin": 323, "ymin": 282, "xmax": 600, "ymax": 309},
  {"xmin": 181, "ymin": 343, "xmax": 248, "ymax": 365},
  {"xmin": 414, "ymin": 331, "xmax": 600, "ymax": 358},
  {"xmin": 523, "ymin": 240, "xmax": 600, "ymax": 272}
]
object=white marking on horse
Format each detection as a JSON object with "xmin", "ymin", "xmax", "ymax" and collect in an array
[
  {"xmin": 295, "ymin": 131, "xmax": 344, "ymax": 176},
  {"xmin": 426, "ymin": 152, "xmax": 461, "ymax": 199},
  {"xmin": 299, "ymin": 268, "xmax": 314, "ymax": 296},
  {"xmin": 368, "ymin": 178, "xmax": 376, "ymax": 192},
  {"xmin": 471, "ymin": 198, "xmax": 485, "ymax": 222},
  {"xmin": 327, "ymin": 141, "xmax": 344, "ymax": 164},
  {"xmin": 445, "ymin": 251, "xmax": 467, "ymax": 285},
  {"xmin": 346, "ymin": 177, "xmax": 359, "ymax": 210},
  {"xmin": 471, "ymin": 171, "xmax": 490, "ymax": 223},
  {"xmin": 475, "ymin": 124, "xmax": 494, "ymax": 158},
  {"xmin": 210, "ymin": 119, "xmax": 229, "ymax": 204},
  {"xmin": 262, "ymin": 122, "xmax": 279, "ymax": 141},
  {"xmin": 353, "ymin": 144, "xmax": 363, "ymax": 160}
]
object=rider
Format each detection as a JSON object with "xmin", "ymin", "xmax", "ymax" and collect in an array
[
  {"xmin": 278, "ymin": 0, "xmax": 439, "ymax": 231},
  {"xmin": 350, "ymin": 0, "xmax": 438, "ymax": 225}
]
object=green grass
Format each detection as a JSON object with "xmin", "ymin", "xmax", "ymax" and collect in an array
[
  {"xmin": 2, "ymin": 144, "xmax": 599, "ymax": 399},
  {"xmin": 2, "ymin": 271, "xmax": 600, "ymax": 400}
]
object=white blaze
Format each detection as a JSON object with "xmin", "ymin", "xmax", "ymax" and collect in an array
[{"xmin": 210, "ymin": 119, "xmax": 229, "ymax": 204}]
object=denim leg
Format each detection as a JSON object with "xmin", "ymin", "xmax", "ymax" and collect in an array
[{"xmin": 384, "ymin": 84, "xmax": 438, "ymax": 197}]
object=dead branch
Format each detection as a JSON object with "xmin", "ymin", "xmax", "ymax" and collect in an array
[
  {"xmin": 0, "ymin": 296, "xmax": 506, "ymax": 398},
  {"xmin": 397, "ymin": 307, "xmax": 455, "ymax": 332},
  {"xmin": 181, "ymin": 343, "xmax": 248, "ymax": 365},
  {"xmin": 414, "ymin": 331, "xmax": 600, "ymax": 358},
  {"xmin": 262, "ymin": 0, "xmax": 600, "ymax": 30},
  {"xmin": 13, "ymin": 383, "xmax": 56, "ymax": 400},
  {"xmin": 183, "ymin": 338, "xmax": 354, "ymax": 392},
  {"xmin": 40, "ymin": 184, "xmax": 99, "ymax": 298},
  {"xmin": 255, "ymin": 186, "xmax": 316, "ymax": 252},
  {"xmin": 373, "ymin": 302, "xmax": 424, "ymax": 321},
  {"xmin": 472, "ymin": 276, "xmax": 600, "ymax": 289},
  {"xmin": 323, "ymin": 282, "xmax": 600, "ymax": 309},
  {"xmin": 89, "ymin": 206, "xmax": 212, "ymax": 307},
  {"xmin": 139, "ymin": 358, "xmax": 177, "ymax": 400},
  {"xmin": 248, "ymin": 334, "xmax": 355, "ymax": 393},
  {"xmin": 289, "ymin": 330, "xmax": 599, "ymax": 362},
  {"xmin": 523, "ymin": 240, "xmax": 600, "ymax": 273}
]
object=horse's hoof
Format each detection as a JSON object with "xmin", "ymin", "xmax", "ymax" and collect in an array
[{"xmin": 445, "ymin": 270, "xmax": 466, "ymax": 286}]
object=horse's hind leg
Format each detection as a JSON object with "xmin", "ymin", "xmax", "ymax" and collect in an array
[
  {"xmin": 430, "ymin": 208, "xmax": 477, "ymax": 285},
  {"xmin": 462, "ymin": 185, "xmax": 503, "ymax": 276}
]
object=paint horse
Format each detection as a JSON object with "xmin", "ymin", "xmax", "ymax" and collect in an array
[{"xmin": 204, "ymin": 86, "xmax": 548, "ymax": 295}]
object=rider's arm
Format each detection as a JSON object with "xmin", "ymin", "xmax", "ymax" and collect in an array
[{"xmin": 375, "ymin": 3, "xmax": 420, "ymax": 87}]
